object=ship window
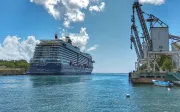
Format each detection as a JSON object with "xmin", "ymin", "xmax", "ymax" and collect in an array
[
  {"xmin": 63, "ymin": 43, "xmax": 66, "ymax": 47},
  {"xmin": 159, "ymin": 46, "xmax": 163, "ymax": 49}
]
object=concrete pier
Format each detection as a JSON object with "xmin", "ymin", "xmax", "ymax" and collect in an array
[{"xmin": 130, "ymin": 72, "xmax": 166, "ymax": 84}]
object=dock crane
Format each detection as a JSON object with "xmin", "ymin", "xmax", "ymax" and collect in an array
[{"xmin": 130, "ymin": 0, "xmax": 180, "ymax": 72}]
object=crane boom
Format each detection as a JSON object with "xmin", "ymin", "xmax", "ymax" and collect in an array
[
  {"xmin": 143, "ymin": 12, "xmax": 180, "ymax": 41},
  {"xmin": 169, "ymin": 34, "xmax": 180, "ymax": 41},
  {"xmin": 133, "ymin": 1, "xmax": 151, "ymax": 50},
  {"xmin": 131, "ymin": 7, "xmax": 144, "ymax": 59},
  {"xmin": 131, "ymin": 25, "xmax": 144, "ymax": 59},
  {"xmin": 131, "ymin": 35, "xmax": 140, "ymax": 59},
  {"xmin": 144, "ymin": 12, "xmax": 168, "ymax": 27}
]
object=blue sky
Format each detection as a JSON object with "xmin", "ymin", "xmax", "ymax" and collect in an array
[{"xmin": 0, "ymin": 0, "xmax": 180, "ymax": 73}]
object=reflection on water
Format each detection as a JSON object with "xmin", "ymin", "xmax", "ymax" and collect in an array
[
  {"xmin": 29, "ymin": 75, "xmax": 92, "ymax": 87},
  {"xmin": 1, "ymin": 74, "xmax": 180, "ymax": 112}
]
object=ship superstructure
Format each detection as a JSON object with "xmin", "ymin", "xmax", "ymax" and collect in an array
[{"xmin": 28, "ymin": 35, "xmax": 94, "ymax": 75}]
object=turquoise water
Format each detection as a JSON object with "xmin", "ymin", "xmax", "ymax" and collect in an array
[{"xmin": 0, "ymin": 73, "xmax": 180, "ymax": 112}]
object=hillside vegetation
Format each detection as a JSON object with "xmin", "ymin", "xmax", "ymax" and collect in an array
[{"xmin": 0, "ymin": 60, "xmax": 29, "ymax": 71}]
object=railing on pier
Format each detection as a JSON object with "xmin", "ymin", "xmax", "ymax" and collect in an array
[
  {"xmin": 166, "ymin": 73, "xmax": 180, "ymax": 81},
  {"xmin": 131, "ymin": 72, "xmax": 166, "ymax": 79}
]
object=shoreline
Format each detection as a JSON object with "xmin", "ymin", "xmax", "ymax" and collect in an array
[{"xmin": 0, "ymin": 73, "xmax": 27, "ymax": 76}]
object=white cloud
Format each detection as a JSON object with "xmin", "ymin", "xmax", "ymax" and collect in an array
[
  {"xmin": 61, "ymin": 28, "xmax": 89, "ymax": 50},
  {"xmin": 61, "ymin": 28, "xmax": 98, "ymax": 52},
  {"xmin": 0, "ymin": 29, "xmax": 98, "ymax": 61},
  {"xmin": 0, "ymin": 36, "xmax": 39, "ymax": 62},
  {"xmin": 63, "ymin": 19, "xmax": 70, "ymax": 28},
  {"xmin": 89, "ymin": 2, "xmax": 105, "ymax": 12},
  {"xmin": 87, "ymin": 44, "xmax": 99, "ymax": 52},
  {"xmin": 30, "ymin": 0, "xmax": 105, "ymax": 27},
  {"xmin": 139, "ymin": 0, "xmax": 165, "ymax": 5}
]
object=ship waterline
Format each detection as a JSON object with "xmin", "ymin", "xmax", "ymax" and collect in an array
[{"xmin": 28, "ymin": 63, "xmax": 93, "ymax": 75}]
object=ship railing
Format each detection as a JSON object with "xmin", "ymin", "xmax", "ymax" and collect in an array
[
  {"xmin": 37, "ymin": 40, "xmax": 92, "ymax": 60},
  {"xmin": 40, "ymin": 40, "xmax": 91, "ymax": 59},
  {"xmin": 171, "ymin": 73, "xmax": 180, "ymax": 81},
  {"xmin": 31, "ymin": 58, "xmax": 67, "ymax": 64},
  {"xmin": 40, "ymin": 39, "xmax": 63, "ymax": 42}
]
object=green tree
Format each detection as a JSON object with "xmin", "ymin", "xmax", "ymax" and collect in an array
[
  {"xmin": 162, "ymin": 58, "xmax": 172, "ymax": 72},
  {"xmin": 0, "ymin": 60, "xmax": 30, "ymax": 70},
  {"xmin": 156, "ymin": 55, "xmax": 167, "ymax": 67}
]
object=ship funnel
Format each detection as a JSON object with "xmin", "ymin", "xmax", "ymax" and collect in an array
[{"xmin": 55, "ymin": 34, "xmax": 58, "ymax": 40}]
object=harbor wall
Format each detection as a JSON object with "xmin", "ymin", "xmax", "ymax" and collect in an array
[
  {"xmin": 131, "ymin": 78, "xmax": 165, "ymax": 84},
  {"xmin": 130, "ymin": 72, "xmax": 166, "ymax": 84}
]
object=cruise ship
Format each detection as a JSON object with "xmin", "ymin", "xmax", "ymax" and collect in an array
[{"xmin": 27, "ymin": 34, "xmax": 94, "ymax": 75}]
